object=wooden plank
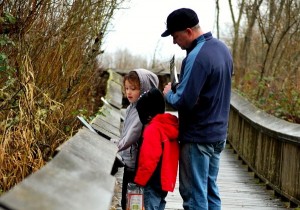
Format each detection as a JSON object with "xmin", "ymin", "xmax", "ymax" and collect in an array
[
  {"xmin": 106, "ymin": 80, "xmax": 123, "ymax": 109},
  {"xmin": 108, "ymin": 69, "xmax": 124, "ymax": 85},
  {"xmin": 165, "ymin": 146, "xmax": 287, "ymax": 210},
  {"xmin": 229, "ymin": 91, "xmax": 300, "ymax": 206},
  {"xmin": 94, "ymin": 104, "xmax": 122, "ymax": 129},
  {"xmin": 91, "ymin": 124, "xmax": 120, "ymax": 140},
  {"xmin": 111, "ymin": 142, "xmax": 288, "ymax": 210},
  {"xmin": 0, "ymin": 128, "xmax": 118, "ymax": 210},
  {"xmin": 91, "ymin": 117, "xmax": 121, "ymax": 138},
  {"xmin": 230, "ymin": 91, "xmax": 300, "ymax": 142}
]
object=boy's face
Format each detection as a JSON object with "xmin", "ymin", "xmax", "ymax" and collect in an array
[{"xmin": 124, "ymin": 80, "xmax": 141, "ymax": 103}]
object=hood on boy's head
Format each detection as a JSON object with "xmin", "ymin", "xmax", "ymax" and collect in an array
[
  {"xmin": 133, "ymin": 69, "xmax": 159, "ymax": 93},
  {"xmin": 136, "ymin": 87, "xmax": 165, "ymax": 125}
]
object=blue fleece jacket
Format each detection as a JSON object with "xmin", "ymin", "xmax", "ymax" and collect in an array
[{"xmin": 165, "ymin": 32, "xmax": 233, "ymax": 143}]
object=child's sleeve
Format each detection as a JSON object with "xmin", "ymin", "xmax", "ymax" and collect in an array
[
  {"xmin": 134, "ymin": 125, "xmax": 162, "ymax": 186},
  {"xmin": 117, "ymin": 109, "xmax": 143, "ymax": 151}
]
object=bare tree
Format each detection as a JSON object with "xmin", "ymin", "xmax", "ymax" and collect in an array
[
  {"xmin": 227, "ymin": 0, "xmax": 300, "ymax": 122},
  {"xmin": 215, "ymin": 0, "xmax": 220, "ymax": 39},
  {"xmin": 229, "ymin": 0, "xmax": 245, "ymax": 83}
]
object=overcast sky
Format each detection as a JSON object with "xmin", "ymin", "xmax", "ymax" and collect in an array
[{"xmin": 102, "ymin": 0, "xmax": 234, "ymax": 61}]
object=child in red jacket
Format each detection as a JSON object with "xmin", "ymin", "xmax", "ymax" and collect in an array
[{"xmin": 134, "ymin": 87, "xmax": 179, "ymax": 210}]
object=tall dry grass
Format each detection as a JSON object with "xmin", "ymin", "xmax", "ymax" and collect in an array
[{"xmin": 0, "ymin": 0, "xmax": 127, "ymax": 193}]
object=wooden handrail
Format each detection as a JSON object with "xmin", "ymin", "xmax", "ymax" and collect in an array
[{"xmin": 228, "ymin": 90, "xmax": 300, "ymax": 207}]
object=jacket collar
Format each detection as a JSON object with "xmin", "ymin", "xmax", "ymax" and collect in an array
[{"xmin": 186, "ymin": 32, "xmax": 212, "ymax": 54}]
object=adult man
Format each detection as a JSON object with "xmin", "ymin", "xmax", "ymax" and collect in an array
[{"xmin": 162, "ymin": 8, "xmax": 233, "ymax": 210}]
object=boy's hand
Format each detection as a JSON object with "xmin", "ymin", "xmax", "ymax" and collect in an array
[{"xmin": 163, "ymin": 82, "xmax": 172, "ymax": 95}]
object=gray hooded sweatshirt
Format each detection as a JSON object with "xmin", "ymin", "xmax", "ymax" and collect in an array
[{"xmin": 117, "ymin": 68, "xmax": 159, "ymax": 169}]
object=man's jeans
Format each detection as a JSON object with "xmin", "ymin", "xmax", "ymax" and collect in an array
[
  {"xmin": 179, "ymin": 140, "xmax": 226, "ymax": 210},
  {"xmin": 144, "ymin": 184, "xmax": 167, "ymax": 210}
]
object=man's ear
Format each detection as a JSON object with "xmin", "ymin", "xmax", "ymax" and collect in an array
[{"xmin": 186, "ymin": 28, "xmax": 193, "ymax": 35}]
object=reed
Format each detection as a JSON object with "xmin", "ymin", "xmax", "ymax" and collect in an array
[{"xmin": 0, "ymin": 0, "xmax": 126, "ymax": 192}]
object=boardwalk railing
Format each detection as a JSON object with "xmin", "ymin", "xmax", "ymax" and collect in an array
[
  {"xmin": 228, "ymin": 90, "xmax": 300, "ymax": 208},
  {"xmin": 0, "ymin": 69, "xmax": 124, "ymax": 210}
]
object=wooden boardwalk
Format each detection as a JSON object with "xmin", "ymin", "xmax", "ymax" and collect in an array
[
  {"xmin": 111, "ymin": 144, "xmax": 288, "ymax": 210},
  {"xmin": 165, "ymin": 144, "xmax": 288, "ymax": 210}
]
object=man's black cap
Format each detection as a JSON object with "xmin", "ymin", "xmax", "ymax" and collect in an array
[{"xmin": 161, "ymin": 8, "xmax": 199, "ymax": 37}]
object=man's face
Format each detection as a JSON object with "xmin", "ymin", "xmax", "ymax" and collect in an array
[{"xmin": 171, "ymin": 29, "xmax": 191, "ymax": 50}]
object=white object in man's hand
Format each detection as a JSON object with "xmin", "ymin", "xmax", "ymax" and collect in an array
[{"xmin": 110, "ymin": 138, "xmax": 119, "ymax": 144}]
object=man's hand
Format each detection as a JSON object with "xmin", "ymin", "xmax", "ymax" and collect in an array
[{"xmin": 163, "ymin": 82, "xmax": 172, "ymax": 95}]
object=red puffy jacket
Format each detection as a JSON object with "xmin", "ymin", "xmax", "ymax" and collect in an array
[{"xmin": 134, "ymin": 113, "xmax": 179, "ymax": 192}]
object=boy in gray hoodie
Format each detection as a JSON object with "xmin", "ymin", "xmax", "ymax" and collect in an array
[{"xmin": 116, "ymin": 68, "xmax": 159, "ymax": 210}]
